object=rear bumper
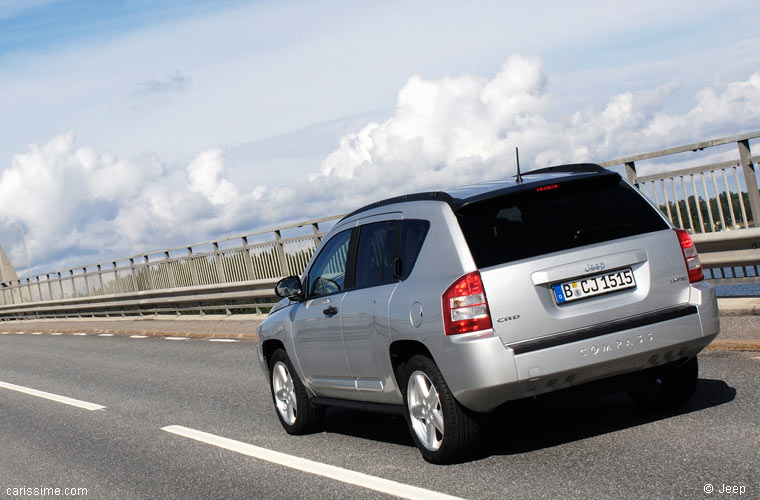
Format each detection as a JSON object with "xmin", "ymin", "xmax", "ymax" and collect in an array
[{"xmin": 431, "ymin": 282, "xmax": 719, "ymax": 412}]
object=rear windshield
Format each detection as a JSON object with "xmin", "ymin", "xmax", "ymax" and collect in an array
[{"xmin": 456, "ymin": 174, "xmax": 669, "ymax": 269}]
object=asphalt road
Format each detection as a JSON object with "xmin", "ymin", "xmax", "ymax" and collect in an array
[{"xmin": 0, "ymin": 332, "xmax": 757, "ymax": 500}]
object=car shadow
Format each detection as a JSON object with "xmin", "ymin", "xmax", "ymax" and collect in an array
[
  {"xmin": 319, "ymin": 377, "xmax": 736, "ymax": 459},
  {"xmin": 477, "ymin": 377, "xmax": 736, "ymax": 459},
  {"xmin": 323, "ymin": 409, "xmax": 414, "ymax": 447}
]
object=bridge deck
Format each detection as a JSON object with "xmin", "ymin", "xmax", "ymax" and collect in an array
[{"xmin": 0, "ymin": 316, "xmax": 262, "ymax": 341}]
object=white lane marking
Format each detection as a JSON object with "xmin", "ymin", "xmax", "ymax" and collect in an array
[
  {"xmin": 161, "ymin": 425, "xmax": 465, "ymax": 500},
  {"xmin": 753, "ymin": 356, "xmax": 760, "ymax": 361},
  {"xmin": 165, "ymin": 337, "xmax": 188, "ymax": 341},
  {"xmin": 0, "ymin": 380, "xmax": 106, "ymax": 411},
  {"xmin": 73, "ymin": 332, "xmax": 87, "ymax": 336},
  {"xmin": 50, "ymin": 332, "xmax": 64, "ymax": 336},
  {"xmin": 1, "ymin": 332, "xmax": 9, "ymax": 334},
  {"xmin": 31, "ymin": 332, "xmax": 43, "ymax": 335},
  {"xmin": 98, "ymin": 333, "xmax": 114, "ymax": 337},
  {"xmin": 208, "ymin": 339, "xmax": 239, "ymax": 343},
  {"xmin": 130, "ymin": 335, "xmax": 149, "ymax": 339},
  {"xmin": 15, "ymin": 332, "xmax": 25, "ymax": 335}
]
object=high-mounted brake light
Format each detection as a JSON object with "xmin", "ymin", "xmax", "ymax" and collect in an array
[
  {"xmin": 442, "ymin": 271, "xmax": 493, "ymax": 335},
  {"xmin": 675, "ymin": 229, "xmax": 704, "ymax": 283},
  {"xmin": 536, "ymin": 183, "xmax": 559, "ymax": 192}
]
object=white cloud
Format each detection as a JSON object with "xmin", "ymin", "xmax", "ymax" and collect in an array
[
  {"xmin": 3, "ymin": 0, "xmax": 760, "ymax": 174},
  {"xmin": 314, "ymin": 58, "xmax": 760, "ymax": 200},
  {"xmin": 0, "ymin": 132, "xmax": 163, "ymax": 264},
  {"xmin": 316, "ymin": 55, "xmax": 547, "ymax": 184},
  {"xmin": 648, "ymin": 73, "xmax": 760, "ymax": 137},
  {"xmin": 2, "ymin": 55, "xmax": 760, "ymax": 274},
  {"xmin": 187, "ymin": 148, "xmax": 238, "ymax": 205},
  {"xmin": 132, "ymin": 70, "xmax": 191, "ymax": 98}
]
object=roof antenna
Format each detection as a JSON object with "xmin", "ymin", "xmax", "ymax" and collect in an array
[{"xmin": 515, "ymin": 146, "xmax": 523, "ymax": 184}]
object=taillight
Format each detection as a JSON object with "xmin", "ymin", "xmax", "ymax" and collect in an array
[
  {"xmin": 442, "ymin": 271, "xmax": 493, "ymax": 335},
  {"xmin": 675, "ymin": 229, "xmax": 704, "ymax": 282}
]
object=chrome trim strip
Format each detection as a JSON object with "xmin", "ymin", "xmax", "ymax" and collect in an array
[
  {"xmin": 355, "ymin": 379, "xmax": 384, "ymax": 392},
  {"xmin": 505, "ymin": 305, "xmax": 698, "ymax": 355},
  {"xmin": 311, "ymin": 377, "xmax": 356, "ymax": 390}
]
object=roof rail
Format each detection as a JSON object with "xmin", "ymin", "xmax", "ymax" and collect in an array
[
  {"xmin": 340, "ymin": 191, "xmax": 456, "ymax": 221},
  {"xmin": 523, "ymin": 163, "xmax": 608, "ymax": 175}
]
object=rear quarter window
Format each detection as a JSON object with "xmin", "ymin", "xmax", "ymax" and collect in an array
[
  {"xmin": 350, "ymin": 219, "xmax": 430, "ymax": 288},
  {"xmin": 456, "ymin": 175, "xmax": 669, "ymax": 269},
  {"xmin": 399, "ymin": 220, "xmax": 429, "ymax": 280},
  {"xmin": 354, "ymin": 221, "xmax": 396, "ymax": 288}
]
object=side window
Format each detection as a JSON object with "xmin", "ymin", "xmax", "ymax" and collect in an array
[
  {"xmin": 342, "ymin": 218, "xmax": 430, "ymax": 290},
  {"xmin": 307, "ymin": 229, "xmax": 352, "ymax": 297},
  {"xmin": 399, "ymin": 220, "xmax": 429, "ymax": 280},
  {"xmin": 354, "ymin": 221, "xmax": 395, "ymax": 289}
]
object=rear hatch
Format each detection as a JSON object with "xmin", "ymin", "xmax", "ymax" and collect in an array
[{"xmin": 455, "ymin": 172, "xmax": 692, "ymax": 347}]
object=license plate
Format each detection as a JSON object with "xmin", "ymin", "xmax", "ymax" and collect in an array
[{"xmin": 552, "ymin": 268, "xmax": 636, "ymax": 304}]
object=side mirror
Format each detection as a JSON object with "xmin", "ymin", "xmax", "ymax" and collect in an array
[{"xmin": 275, "ymin": 276, "xmax": 304, "ymax": 300}]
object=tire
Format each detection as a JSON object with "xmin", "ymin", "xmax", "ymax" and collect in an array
[
  {"xmin": 629, "ymin": 356, "xmax": 699, "ymax": 411},
  {"xmin": 401, "ymin": 355, "xmax": 481, "ymax": 464},
  {"xmin": 268, "ymin": 349, "xmax": 324, "ymax": 434}
]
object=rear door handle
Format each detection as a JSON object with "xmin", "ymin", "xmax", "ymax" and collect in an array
[{"xmin": 323, "ymin": 306, "xmax": 338, "ymax": 317}]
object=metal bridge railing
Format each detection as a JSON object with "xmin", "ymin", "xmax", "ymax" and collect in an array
[
  {"xmin": 601, "ymin": 131, "xmax": 760, "ymax": 284},
  {"xmin": 601, "ymin": 131, "xmax": 760, "ymax": 234},
  {"xmin": 0, "ymin": 215, "xmax": 342, "ymax": 315}
]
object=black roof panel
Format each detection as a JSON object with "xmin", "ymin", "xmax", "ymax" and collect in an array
[{"xmin": 341, "ymin": 163, "xmax": 618, "ymax": 221}]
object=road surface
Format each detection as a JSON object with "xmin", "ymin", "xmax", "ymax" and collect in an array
[{"xmin": 1, "ymin": 331, "xmax": 757, "ymax": 499}]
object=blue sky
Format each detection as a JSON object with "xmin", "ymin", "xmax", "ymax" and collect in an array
[
  {"xmin": 1, "ymin": 0, "xmax": 760, "ymax": 274},
  {"xmin": 0, "ymin": 1, "xmax": 243, "ymax": 53}
]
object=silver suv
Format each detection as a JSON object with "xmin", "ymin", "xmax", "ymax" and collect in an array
[{"xmin": 256, "ymin": 163, "xmax": 719, "ymax": 463}]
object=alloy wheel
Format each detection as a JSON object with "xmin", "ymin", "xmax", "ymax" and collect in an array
[
  {"xmin": 406, "ymin": 370, "xmax": 444, "ymax": 451},
  {"xmin": 272, "ymin": 360, "xmax": 297, "ymax": 425}
]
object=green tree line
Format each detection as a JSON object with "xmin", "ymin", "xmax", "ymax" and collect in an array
[{"xmin": 657, "ymin": 191, "xmax": 755, "ymax": 232}]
